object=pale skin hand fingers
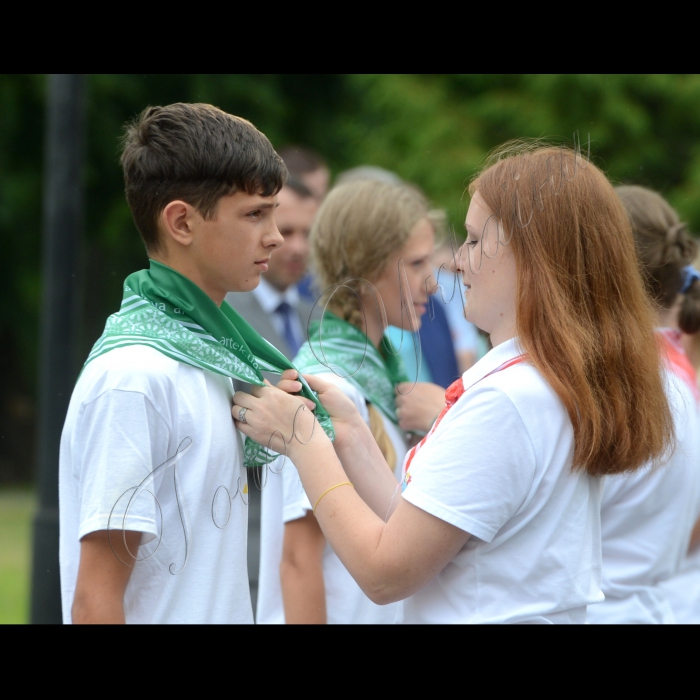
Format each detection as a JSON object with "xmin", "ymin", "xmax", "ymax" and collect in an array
[
  {"xmin": 300, "ymin": 373, "xmax": 335, "ymax": 395},
  {"xmin": 301, "ymin": 374, "xmax": 356, "ymax": 418},
  {"xmin": 300, "ymin": 373, "xmax": 367, "ymax": 450},
  {"xmin": 395, "ymin": 382, "xmax": 446, "ymax": 433},
  {"xmin": 233, "ymin": 411, "xmax": 288, "ymax": 453},
  {"xmin": 250, "ymin": 383, "xmax": 314, "ymax": 410},
  {"xmin": 231, "ymin": 391, "xmax": 257, "ymax": 426},
  {"xmin": 233, "ymin": 387, "xmax": 315, "ymax": 450},
  {"xmin": 276, "ymin": 379, "xmax": 304, "ymax": 395},
  {"xmin": 232, "ymin": 398, "xmax": 288, "ymax": 453}
]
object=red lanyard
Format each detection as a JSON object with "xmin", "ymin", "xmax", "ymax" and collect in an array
[
  {"xmin": 657, "ymin": 329, "xmax": 700, "ymax": 404},
  {"xmin": 402, "ymin": 355, "xmax": 526, "ymax": 479}
]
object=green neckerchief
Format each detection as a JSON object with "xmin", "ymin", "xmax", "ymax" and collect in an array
[
  {"xmin": 84, "ymin": 260, "xmax": 334, "ymax": 466},
  {"xmin": 294, "ymin": 312, "xmax": 409, "ymax": 425}
]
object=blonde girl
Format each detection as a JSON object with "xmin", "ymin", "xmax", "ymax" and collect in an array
[{"xmin": 257, "ymin": 180, "xmax": 440, "ymax": 624}]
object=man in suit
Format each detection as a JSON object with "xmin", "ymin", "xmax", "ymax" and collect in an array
[
  {"xmin": 277, "ymin": 145, "xmax": 330, "ymax": 202},
  {"xmin": 226, "ymin": 176, "xmax": 320, "ymax": 617}
]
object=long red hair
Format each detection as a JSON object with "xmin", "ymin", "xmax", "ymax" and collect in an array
[{"xmin": 470, "ymin": 142, "xmax": 673, "ymax": 476}]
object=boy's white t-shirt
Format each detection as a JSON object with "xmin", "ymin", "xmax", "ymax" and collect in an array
[
  {"xmin": 399, "ymin": 338, "xmax": 604, "ymax": 624},
  {"xmin": 256, "ymin": 372, "xmax": 407, "ymax": 624},
  {"xmin": 59, "ymin": 345, "xmax": 253, "ymax": 624},
  {"xmin": 587, "ymin": 371, "xmax": 700, "ymax": 624}
]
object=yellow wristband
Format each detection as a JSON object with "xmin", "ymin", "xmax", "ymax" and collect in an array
[{"xmin": 313, "ymin": 481, "xmax": 354, "ymax": 516}]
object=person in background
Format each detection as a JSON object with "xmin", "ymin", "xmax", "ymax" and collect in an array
[
  {"xmin": 277, "ymin": 145, "xmax": 330, "ymax": 202},
  {"xmin": 226, "ymin": 175, "xmax": 319, "ymax": 616},
  {"xmin": 279, "ymin": 146, "xmax": 329, "ymax": 305},
  {"xmin": 387, "ymin": 238, "xmax": 482, "ymax": 395},
  {"xmin": 587, "ymin": 185, "xmax": 700, "ymax": 624},
  {"xmin": 259, "ymin": 179, "xmax": 435, "ymax": 623},
  {"xmin": 334, "ymin": 166, "xmax": 466, "ymax": 434},
  {"xmin": 335, "ymin": 165, "xmax": 403, "ymax": 188},
  {"xmin": 676, "ymin": 254, "xmax": 700, "ymax": 622}
]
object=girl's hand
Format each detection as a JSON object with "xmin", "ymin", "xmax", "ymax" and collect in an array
[
  {"xmin": 395, "ymin": 382, "xmax": 446, "ymax": 434},
  {"xmin": 233, "ymin": 385, "xmax": 317, "ymax": 455},
  {"xmin": 275, "ymin": 368, "xmax": 305, "ymax": 396},
  {"xmin": 301, "ymin": 374, "xmax": 366, "ymax": 451}
]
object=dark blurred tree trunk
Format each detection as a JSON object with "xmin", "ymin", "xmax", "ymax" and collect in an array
[{"xmin": 30, "ymin": 74, "xmax": 85, "ymax": 624}]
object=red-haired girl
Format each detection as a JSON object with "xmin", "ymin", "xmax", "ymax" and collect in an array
[{"xmin": 234, "ymin": 144, "xmax": 673, "ymax": 623}]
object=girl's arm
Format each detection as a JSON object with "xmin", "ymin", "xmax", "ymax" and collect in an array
[
  {"xmin": 234, "ymin": 377, "xmax": 469, "ymax": 604},
  {"xmin": 395, "ymin": 381, "xmax": 445, "ymax": 434},
  {"xmin": 280, "ymin": 512, "xmax": 327, "ymax": 624}
]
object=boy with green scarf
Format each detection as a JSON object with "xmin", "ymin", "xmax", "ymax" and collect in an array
[{"xmin": 59, "ymin": 103, "xmax": 321, "ymax": 624}]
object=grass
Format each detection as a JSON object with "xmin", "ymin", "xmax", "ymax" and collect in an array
[{"xmin": 0, "ymin": 489, "xmax": 35, "ymax": 624}]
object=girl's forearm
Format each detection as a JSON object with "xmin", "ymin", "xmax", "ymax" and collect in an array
[
  {"xmin": 333, "ymin": 419, "xmax": 402, "ymax": 519},
  {"xmin": 286, "ymin": 427, "xmax": 394, "ymax": 600}
]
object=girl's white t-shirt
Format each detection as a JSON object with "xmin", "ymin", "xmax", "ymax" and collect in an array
[
  {"xmin": 399, "ymin": 338, "xmax": 604, "ymax": 624},
  {"xmin": 59, "ymin": 345, "xmax": 253, "ymax": 624},
  {"xmin": 587, "ymin": 371, "xmax": 700, "ymax": 624},
  {"xmin": 660, "ymin": 544, "xmax": 700, "ymax": 623},
  {"xmin": 256, "ymin": 372, "xmax": 407, "ymax": 624}
]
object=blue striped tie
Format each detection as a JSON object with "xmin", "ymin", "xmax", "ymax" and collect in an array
[{"xmin": 275, "ymin": 301, "xmax": 301, "ymax": 356}]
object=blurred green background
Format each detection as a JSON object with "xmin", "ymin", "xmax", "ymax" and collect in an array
[{"xmin": 3, "ymin": 73, "xmax": 700, "ymax": 623}]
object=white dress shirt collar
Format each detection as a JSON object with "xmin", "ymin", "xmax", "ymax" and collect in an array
[{"xmin": 252, "ymin": 276, "xmax": 300, "ymax": 314}]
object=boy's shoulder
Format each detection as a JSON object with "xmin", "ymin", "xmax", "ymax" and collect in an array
[{"xmin": 76, "ymin": 344, "xmax": 183, "ymax": 407}]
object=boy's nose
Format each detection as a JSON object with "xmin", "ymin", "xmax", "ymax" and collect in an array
[{"xmin": 267, "ymin": 223, "xmax": 284, "ymax": 248}]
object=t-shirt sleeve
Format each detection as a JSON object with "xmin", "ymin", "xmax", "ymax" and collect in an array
[
  {"xmin": 402, "ymin": 385, "xmax": 536, "ymax": 542},
  {"xmin": 281, "ymin": 372, "xmax": 370, "ymax": 523},
  {"xmin": 74, "ymin": 389, "xmax": 171, "ymax": 541}
]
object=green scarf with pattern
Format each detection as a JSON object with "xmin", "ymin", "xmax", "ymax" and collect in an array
[
  {"xmin": 293, "ymin": 312, "xmax": 409, "ymax": 424},
  {"xmin": 84, "ymin": 260, "xmax": 334, "ymax": 466}
]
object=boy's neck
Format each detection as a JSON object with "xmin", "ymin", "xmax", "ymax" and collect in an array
[{"xmin": 150, "ymin": 253, "xmax": 225, "ymax": 307}]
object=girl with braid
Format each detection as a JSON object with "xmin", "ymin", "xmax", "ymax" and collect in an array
[{"xmin": 256, "ymin": 180, "xmax": 444, "ymax": 623}]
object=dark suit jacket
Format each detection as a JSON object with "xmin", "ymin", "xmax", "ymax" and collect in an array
[
  {"xmin": 225, "ymin": 290, "xmax": 319, "ymax": 362},
  {"xmin": 224, "ymin": 287, "xmax": 320, "ymax": 614}
]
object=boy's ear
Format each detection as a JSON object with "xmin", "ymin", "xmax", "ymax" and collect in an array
[{"xmin": 161, "ymin": 200, "xmax": 196, "ymax": 247}]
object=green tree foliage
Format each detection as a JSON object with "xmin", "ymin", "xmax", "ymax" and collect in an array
[
  {"xmin": 2, "ymin": 74, "xmax": 700, "ymax": 481},
  {"xmin": 341, "ymin": 74, "xmax": 700, "ymax": 231}
]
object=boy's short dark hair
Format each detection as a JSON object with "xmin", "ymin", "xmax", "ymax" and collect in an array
[{"xmin": 121, "ymin": 103, "xmax": 287, "ymax": 253}]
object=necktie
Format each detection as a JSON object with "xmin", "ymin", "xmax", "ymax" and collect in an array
[
  {"xmin": 276, "ymin": 301, "xmax": 301, "ymax": 357},
  {"xmin": 419, "ymin": 300, "xmax": 460, "ymax": 388}
]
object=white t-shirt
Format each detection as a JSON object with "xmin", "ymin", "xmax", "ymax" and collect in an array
[
  {"xmin": 399, "ymin": 338, "xmax": 603, "ymax": 624},
  {"xmin": 59, "ymin": 345, "xmax": 253, "ymax": 624},
  {"xmin": 587, "ymin": 371, "xmax": 700, "ymax": 624},
  {"xmin": 256, "ymin": 372, "xmax": 407, "ymax": 624},
  {"xmin": 660, "ymin": 544, "xmax": 700, "ymax": 623}
]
